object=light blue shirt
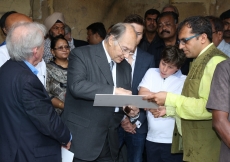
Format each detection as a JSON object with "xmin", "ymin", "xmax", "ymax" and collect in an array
[
  {"xmin": 23, "ymin": 60, "xmax": 38, "ymax": 75},
  {"xmin": 0, "ymin": 41, "xmax": 6, "ymax": 46},
  {"xmin": 217, "ymin": 39, "xmax": 230, "ymax": 57}
]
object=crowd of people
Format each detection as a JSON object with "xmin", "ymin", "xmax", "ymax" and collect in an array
[{"xmin": 0, "ymin": 4, "xmax": 230, "ymax": 162}]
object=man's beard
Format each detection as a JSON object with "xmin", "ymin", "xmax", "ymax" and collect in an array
[
  {"xmin": 49, "ymin": 31, "xmax": 64, "ymax": 39},
  {"xmin": 223, "ymin": 30, "xmax": 230, "ymax": 38}
]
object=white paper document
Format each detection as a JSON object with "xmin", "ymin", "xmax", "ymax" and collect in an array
[
  {"xmin": 93, "ymin": 94, "xmax": 158, "ymax": 109},
  {"xmin": 61, "ymin": 147, "xmax": 74, "ymax": 162}
]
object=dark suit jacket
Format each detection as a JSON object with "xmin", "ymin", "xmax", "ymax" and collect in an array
[
  {"xmin": 0, "ymin": 60, "xmax": 70, "ymax": 162},
  {"xmin": 73, "ymin": 38, "xmax": 88, "ymax": 48},
  {"xmin": 131, "ymin": 47, "xmax": 155, "ymax": 134},
  {"xmin": 62, "ymin": 43, "xmax": 131, "ymax": 161}
]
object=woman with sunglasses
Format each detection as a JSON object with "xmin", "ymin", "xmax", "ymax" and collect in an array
[{"xmin": 46, "ymin": 35, "xmax": 70, "ymax": 115}]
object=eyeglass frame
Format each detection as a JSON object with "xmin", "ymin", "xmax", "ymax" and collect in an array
[
  {"xmin": 178, "ymin": 33, "xmax": 201, "ymax": 45},
  {"xmin": 53, "ymin": 45, "xmax": 70, "ymax": 51},
  {"xmin": 115, "ymin": 39, "xmax": 134, "ymax": 55}
]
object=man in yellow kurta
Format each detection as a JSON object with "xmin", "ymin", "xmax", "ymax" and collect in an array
[{"xmin": 144, "ymin": 16, "xmax": 228, "ymax": 162}]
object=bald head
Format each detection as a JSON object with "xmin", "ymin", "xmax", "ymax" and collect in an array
[
  {"xmin": 104, "ymin": 23, "xmax": 137, "ymax": 63},
  {"xmin": 4, "ymin": 13, "xmax": 32, "ymax": 34},
  {"xmin": 119, "ymin": 23, "xmax": 137, "ymax": 42}
]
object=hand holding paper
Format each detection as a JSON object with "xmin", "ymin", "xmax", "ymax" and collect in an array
[
  {"xmin": 123, "ymin": 105, "xmax": 140, "ymax": 117},
  {"xmin": 143, "ymin": 91, "xmax": 167, "ymax": 106},
  {"xmin": 115, "ymin": 87, "xmax": 132, "ymax": 95},
  {"xmin": 62, "ymin": 141, "xmax": 71, "ymax": 150}
]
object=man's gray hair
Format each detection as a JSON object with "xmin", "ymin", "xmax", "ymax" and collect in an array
[
  {"xmin": 64, "ymin": 24, "xmax": 71, "ymax": 34},
  {"xmin": 105, "ymin": 22, "xmax": 135, "ymax": 41},
  {"xmin": 6, "ymin": 22, "xmax": 46, "ymax": 61}
]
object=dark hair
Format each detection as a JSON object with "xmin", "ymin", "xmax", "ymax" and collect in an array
[
  {"xmin": 86, "ymin": 22, "xmax": 106, "ymax": 39},
  {"xmin": 220, "ymin": 9, "xmax": 230, "ymax": 20},
  {"xmin": 161, "ymin": 45, "xmax": 186, "ymax": 68},
  {"xmin": 206, "ymin": 16, "xmax": 224, "ymax": 32},
  {"xmin": 50, "ymin": 35, "xmax": 69, "ymax": 50},
  {"xmin": 177, "ymin": 16, "xmax": 212, "ymax": 42},
  {"xmin": 157, "ymin": 11, "xmax": 179, "ymax": 24},
  {"xmin": 144, "ymin": 9, "xmax": 160, "ymax": 19},
  {"xmin": 161, "ymin": 4, "xmax": 179, "ymax": 17},
  {"xmin": 0, "ymin": 11, "xmax": 17, "ymax": 36},
  {"xmin": 124, "ymin": 14, "xmax": 144, "ymax": 26}
]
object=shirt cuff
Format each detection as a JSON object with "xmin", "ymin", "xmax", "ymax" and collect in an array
[
  {"xmin": 69, "ymin": 133, "xmax": 72, "ymax": 142},
  {"xmin": 165, "ymin": 92, "xmax": 179, "ymax": 107},
  {"xmin": 121, "ymin": 115, "xmax": 127, "ymax": 122},
  {"xmin": 113, "ymin": 86, "xmax": 115, "ymax": 95},
  {"xmin": 166, "ymin": 106, "xmax": 176, "ymax": 117},
  {"xmin": 129, "ymin": 112, "xmax": 140, "ymax": 122}
]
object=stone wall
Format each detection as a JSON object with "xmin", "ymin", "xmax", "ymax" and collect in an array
[{"xmin": 0, "ymin": 0, "xmax": 229, "ymax": 42}]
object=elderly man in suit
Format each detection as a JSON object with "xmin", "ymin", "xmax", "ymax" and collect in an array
[
  {"xmin": 0, "ymin": 22, "xmax": 71, "ymax": 162},
  {"xmin": 64, "ymin": 24, "xmax": 88, "ymax": 50},
  {"xmin": 62, "ymin": 23, "xmax": 138, "ymax": 162}
]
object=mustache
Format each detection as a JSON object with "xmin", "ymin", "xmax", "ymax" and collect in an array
[{"xmin": 160, "ymin": 30, "xmax": 170, "ymax": 34}]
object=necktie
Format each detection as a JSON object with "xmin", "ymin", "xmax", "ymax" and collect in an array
[{"xmin": 109, "ymin": 61, "xmax": 114, "ymax": 71}]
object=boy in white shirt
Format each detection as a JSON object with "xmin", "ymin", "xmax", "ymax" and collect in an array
[{"xmin": 138, "ymin": 45, "xmax": 186, "ymax": 162}]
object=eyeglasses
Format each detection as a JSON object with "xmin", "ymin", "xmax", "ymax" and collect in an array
[
  {"xmin": 53, "ymin": 45, "xmax": 70, "ymax": 51},
  {"xmin": 178, "ymin": 34, "xmax": 201, "ymax": 45},
  {"xmin": 116, "ymin": 40, "xmax": 134, "ymax": 55}
]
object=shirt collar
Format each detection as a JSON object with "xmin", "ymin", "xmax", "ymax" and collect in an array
[
  {"xmin": 0, "ymin": 41, "xmax": 6, "ymax": 46},
  {"xmin": 23, "ymin": 60, "xmax": 38, "ymax": 75},
  {"xmin": 198, "ymin": 43, "xmax": 213, "ymax": 57},
  {"xmin": 125, "ymin": 48, "xmax": 137, "ymax": 62},
  {"xmin": 102, "ymin": 40, "xmax": 112, "ymax": 64},
  {"xmin": 132, "ymin": 48, "xmax": 137, "ymax": 59}
]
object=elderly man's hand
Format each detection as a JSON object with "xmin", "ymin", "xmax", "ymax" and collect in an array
[
  {"xmin": 115, "ymin": 87, "xmax": 132, "ymax": 95},
  {"xmin": 143, "ymin": 91, "xmax": 167, "ymax": 106},
  {"xmin": 62, "ymin": 141, "xmax": 71, "ymax": 150},
  {"xmin": 123, "ymin": 105, "xmax": 140, "ymax": 117},
  {"xmin": 121, "ymin": 116, "xmax": 136, "ymax": 134}
]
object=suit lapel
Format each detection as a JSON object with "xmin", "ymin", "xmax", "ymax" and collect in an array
[
  {"xmin": 94, "ymin": 43, "xmax": 114, "ymax": 85},
  {"xmin": 132, "ymin": 49, "xmax": 142, "ymax": 90}
]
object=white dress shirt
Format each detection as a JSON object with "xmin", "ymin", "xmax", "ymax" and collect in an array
[{"xmin": 102, "ymin": 41, "xmax": 119, "ymax": 112}]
